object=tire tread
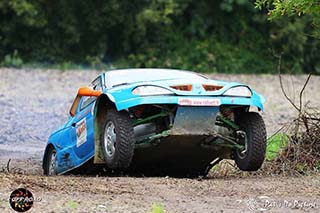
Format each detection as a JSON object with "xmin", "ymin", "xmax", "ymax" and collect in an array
[
  {"xmin": 102, "ymin": 109, "xmax": 135, "ymax": 169},
  {"xmin": 235, "ymin": 112, "xmax": 267, "ymax": 171}
]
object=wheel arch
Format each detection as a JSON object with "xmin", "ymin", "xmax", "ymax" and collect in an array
[{"xmin": 93, "ymin": 94, "xmax": 117, "ymax": 164}]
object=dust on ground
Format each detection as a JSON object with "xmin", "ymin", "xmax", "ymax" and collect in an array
[
  {"xmin": 1, "ymin": 173, "xmax": 320, "ymax": 212},
  {"xmin": 0, "ymin": 68, "xmax": 319, "ymax": 212}
]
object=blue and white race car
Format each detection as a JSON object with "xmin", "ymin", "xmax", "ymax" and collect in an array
[{"xmin": 43, "ymin": 69, "xmax": 267, "ymax": 177}]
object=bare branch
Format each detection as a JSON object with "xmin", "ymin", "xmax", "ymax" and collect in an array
[
  {"xmin": 277, "ymin": 54, "xmax": 300, "ymax": 111},
  {"xmin": 299, "ymin": 73, "xmax": 312, "ymax": 112},
  {"xmin": 7, "ymin": 159, "xmax": 11, "ymax": 173}
]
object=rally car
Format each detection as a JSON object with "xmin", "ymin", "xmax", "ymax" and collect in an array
[{"xmin": 42, "ymin": 69, "xmax": 267, "ymax": 177}]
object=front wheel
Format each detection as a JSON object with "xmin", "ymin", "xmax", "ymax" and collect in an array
[
  {"xmin": 234, "ymin": 112, "xmax": 267, "ymax": 171},
  {"xmin": 101, "ymin": 109, "xmax": 135, "ymax": 170}
]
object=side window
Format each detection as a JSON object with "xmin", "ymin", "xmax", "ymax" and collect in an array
[{"xmin": 80, "ymin": 77, "xmax": 102, "ymax": 111}]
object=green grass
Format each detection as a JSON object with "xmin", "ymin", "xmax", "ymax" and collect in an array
[
  {"xmin": 266, "ymin": 133, "xmax": 289, "ymax": 161},
  {"xmin": 149, "ymin": 203, "xmax": 165, "ymax": 213},
  {"xmin": 67, "ymin": 200, "xmax": 78, "ymax": 209}
]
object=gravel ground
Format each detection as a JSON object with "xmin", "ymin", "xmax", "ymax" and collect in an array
[
  {"xmin": 0, "ymin": 173, "xmax": 320, "ymax": 212},
  {"xmin": 0, "ymin": 68, "xmax": 319, "ymax": 212}
]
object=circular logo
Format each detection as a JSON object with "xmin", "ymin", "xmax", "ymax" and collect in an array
[{"xmin": 9, "ymin": 188, "xmax": 34, "ymax": 212}]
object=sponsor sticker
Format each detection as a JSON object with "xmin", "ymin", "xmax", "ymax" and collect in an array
[
  {"xmin": 76, "ymin": 118, "xmax": 87, "ymax": 147},
  {"xmin": 178, "ymin": 98, "xmax": 221, "ymax": 106}
]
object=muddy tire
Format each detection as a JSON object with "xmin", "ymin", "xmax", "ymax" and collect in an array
[
  {"xmin": 43, "ymin": 147, "xmax": 57, "ymax": 176},
  {"xmin": 234, "ymin": 112, "xmax": 266, "ymax": 171},
  {"xmin": 101, "ymin": 109, "xmax": 135, "ymax": 169}
]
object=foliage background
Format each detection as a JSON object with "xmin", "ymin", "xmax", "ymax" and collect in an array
[{"xmin": 0, "ymin": 0, "xmax": 319, "ymax": 73}]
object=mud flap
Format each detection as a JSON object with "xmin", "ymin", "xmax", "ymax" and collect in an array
[{"xmin": 94, "ymin": 116, "xmax": 106, "ymax": 164}]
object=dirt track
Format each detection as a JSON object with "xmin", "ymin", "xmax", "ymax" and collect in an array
[
  {"xmin": 1, "ymin": 173, "xmax": 320, "ymax": 212},
  {"xmin": 0, "ymin": 68, "xmax": 320, "ymax": 212}
]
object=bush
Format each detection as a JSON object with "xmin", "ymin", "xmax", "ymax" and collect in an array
[
  {"xmin": 1, "ymin": 50, "xmax": 23, "ymax": 68},
  {"xmin": 125, "ymin": 34, "xmax": 277, "ymax": 73},
  {"xmin": 0, "ymin": 0, "xmax": 319, "ymax": 73},
  {"xmin": 264, "ymin": 74, "xmax": 320, "ymax": 175}
]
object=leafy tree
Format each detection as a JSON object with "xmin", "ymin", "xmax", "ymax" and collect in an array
[
  {"xmin": 255, "ymin": 0, "xmax": 320, "ymax": 73},
  {"xmin": 0, "ymin": 0, "xmax": 319, "ymax": 73},
  {"xmin": 255, "ymin": 0, "xmax": 320, "ymax": 35}
]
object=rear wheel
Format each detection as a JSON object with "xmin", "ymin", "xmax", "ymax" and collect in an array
[
  {"xmin": 44, "ymin": 147, "xmax": 57, "ymax": 176},
  {"xmin": 234, "ymin": 112, "xmax": 266, "ymax": 171},
  {"xmin": 101, "ymin": 109, "xmax": 135, "ymax": 169}
]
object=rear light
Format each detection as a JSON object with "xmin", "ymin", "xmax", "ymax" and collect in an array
[
  {"xmin": 170, "ymin": 85, "xmax": 193, "ymax": 91},
  {"xmin": 202, "ymin": 84, "xmax": 223, "ymax": 91}
]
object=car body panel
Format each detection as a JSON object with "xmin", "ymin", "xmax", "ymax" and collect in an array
[{"xmin": 103, "ymin": 78, "xmax": 264, "ymax": 111}]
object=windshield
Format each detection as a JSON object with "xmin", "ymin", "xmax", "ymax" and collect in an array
[{"xmin": 105, "ymin": 69, "xmax": 207, "ymax": 88}]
